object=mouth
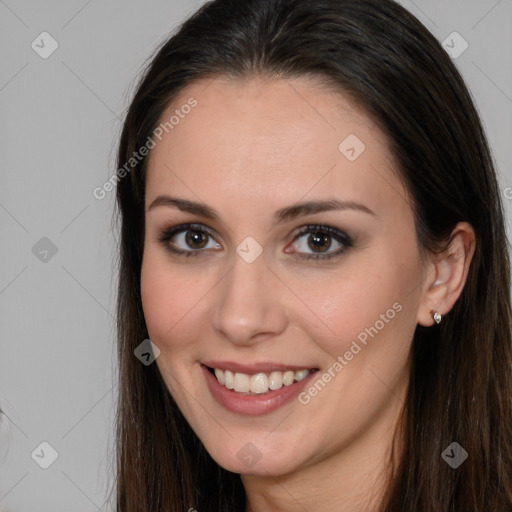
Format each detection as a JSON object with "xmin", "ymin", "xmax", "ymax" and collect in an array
[
  {"xmin": 199, "ymin": 357, "xmax": 323, "ymax": 415},
  {"xmin": 201, "ymin": 362, "xmax": 320, "ymax": 415},
  {"xmin": 204, "ymin": 365, "xmax": 317, "ymax": 395}
]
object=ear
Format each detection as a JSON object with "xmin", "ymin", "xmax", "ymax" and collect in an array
[{"xmin": 417, "ymin": 222, "xmax": 476, "ymax": 327}]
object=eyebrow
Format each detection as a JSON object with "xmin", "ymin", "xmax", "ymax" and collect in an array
[{"xmin": 147, "ymin": 195, "xmax": 376, "ymax": 224}]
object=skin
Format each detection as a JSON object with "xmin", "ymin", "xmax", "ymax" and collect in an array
[{"xmin": 140, "ymin": 75, "xmax": 475, "ymax": 512}]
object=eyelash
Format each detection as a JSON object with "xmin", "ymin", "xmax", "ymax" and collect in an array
[{"xmin": 157, "ymin": 223, "xmax": 353, "ymax": 261}]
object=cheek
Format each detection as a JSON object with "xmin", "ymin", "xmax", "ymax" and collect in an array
[
  {"xmin": 140, "ymin": 252, "xmax": 169, "ymax": 339},
  {"xmin": 140, "ymin": 247, "xmax": 199, "ymax": 349},
  {"xmin": 300, "ymin": 243, "xmax": 420, "ymax": 362}
]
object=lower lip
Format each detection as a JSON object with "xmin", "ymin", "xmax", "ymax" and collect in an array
[{"xmin": 201, "ymin": 365, "xmax": 318, "ymax": 416}]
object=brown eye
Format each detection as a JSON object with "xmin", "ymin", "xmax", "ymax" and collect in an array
[
  {"xmin": 158, "ymin": 223, "xmax": 221, "ymax": 257},
  {"xmin": 307, "ymin": 231, "xmax": 332, "ymax": 253},
  {"xmin": 185, "ymin": 229, "xmax": 209, "ymax": 249},
  {"xmin": 289, "ymin": 225, "xmax": 353, "ymax": 261}
]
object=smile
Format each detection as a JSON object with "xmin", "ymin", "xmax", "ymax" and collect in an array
[
  {"xmin": 201, "ymin": 363, "xmax": 320, "ymax": 415},
  {"xmin": 210, "ymin": 367, "xmax": 313, "ymax": 394}
]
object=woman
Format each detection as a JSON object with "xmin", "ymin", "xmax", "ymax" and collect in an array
[{"xmin": 113, "ymin": 0, "xmax": 512, "ymax": 510}]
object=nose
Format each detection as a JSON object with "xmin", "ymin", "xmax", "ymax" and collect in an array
[{"xmin": 212, "ymin": 250, "xmax": 288, "ymax": 346}]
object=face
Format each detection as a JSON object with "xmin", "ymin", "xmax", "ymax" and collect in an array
[{"xmin": 141, "ymin": 76, "xmax": 427, "ymax": 478}]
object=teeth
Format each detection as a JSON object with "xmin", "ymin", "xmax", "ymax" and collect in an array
[
  {"xmin": 250, "ymin": 373, "xmax": 269, "ymax": 394},
  {"xmin": 268, "ymin": 371, "xmax": 283, "ymax": 390},
  {"xmin": 214, "ymin": 368, "xmax": 225, "ymax": 385},
  {"xmin": 224, "ymin": 370, "xmax": 234, "ymax": 389},
  {"xmin": 211, "ymin": 368, "xmax": 312, "ymax": 394},
  {"xmin": 233, "ymin": 372, "xmax": 250, "ymax": 392},
  {"xmin": 294, "ymin": 369, "xmax": 310, "ymax": 381},
  {"xmin": 282, "ymin": 370, "xmax": 295, "ymax": 386}
]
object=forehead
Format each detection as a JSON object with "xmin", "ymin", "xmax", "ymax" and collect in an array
[{"xmin": 145, "ymin": 75, "xmax": 405, "ymax": 213}]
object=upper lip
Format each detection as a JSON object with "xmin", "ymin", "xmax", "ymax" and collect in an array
[{"xmin": 202, "ymin": 360, "xmax": 317, "ymax": 374}]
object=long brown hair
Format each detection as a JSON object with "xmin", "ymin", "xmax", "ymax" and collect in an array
[{"xmin": 112, "ymin": 0, "xmax": 512, "ymax": 510}]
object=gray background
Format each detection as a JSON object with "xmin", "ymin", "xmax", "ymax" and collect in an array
[{"xmin": 0, "ymin": 0, "xmax": 510, "ymax": 510}]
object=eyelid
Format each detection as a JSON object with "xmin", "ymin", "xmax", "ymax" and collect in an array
[
  {"xmin": 290, "ymin": 224, "xmax": 352, "ymax": 243},
  {"xmin": 159, "ymin": 222, "xmax": 217, "ymax": 239},
  {"xmin": 157, "ymin": 222, "xmax": 353, "ymax": 260},
  {"xmin": 156, "ymin": 223, "xmax": 219, "ymax": 256},
  {"xmin": 287, "ymin": 224, "xmax": 353, "ymax": 260}
]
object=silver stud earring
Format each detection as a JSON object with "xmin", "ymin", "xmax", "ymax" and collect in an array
[{"xmin": 432, "ymin": 310, "xmax": 442, "ymax": 324}]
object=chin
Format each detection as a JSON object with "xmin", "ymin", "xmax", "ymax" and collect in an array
[{"xmin": 203, "ymin": 437, "xmax": 307, "ymax": 477}]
